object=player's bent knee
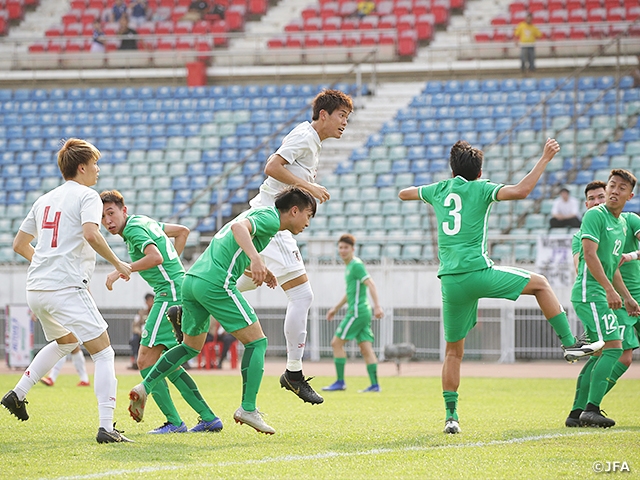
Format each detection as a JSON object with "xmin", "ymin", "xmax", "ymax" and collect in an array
[{"xmin": 58, "ymin": 341, "xmax": 79, "ymax": 356}]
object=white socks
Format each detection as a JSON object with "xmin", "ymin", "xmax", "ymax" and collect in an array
[
  {"xmin": 49, "ymin": 354, "xmax": 67, "ymax": 382},
  {"xmin": 14, "ymin": 341, "xmax": 78, "ymax": 400},
  {"xmin": 91, "ymin": 346, "xmax": 117, "ymax": 432},
  {"xmin": 72, "ymin": 349, "xmax": 89, "ymax": 383},
  {"xmin": 283, "ymin": 282, "xmax": 314, "ymax": 372}
]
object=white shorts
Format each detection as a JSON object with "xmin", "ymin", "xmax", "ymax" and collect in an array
[
  {"xmin": 27, "ymin": 287, "xmax": 108, "ymax": 343},
  {"xmin": 260, "ymin": 229, "xmax": 306, "ymax": 282}
]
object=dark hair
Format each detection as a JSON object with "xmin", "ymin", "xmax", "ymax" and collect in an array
[
  {"xmin": 57, "ymin": 138, "xmax": 101, "ymax": 180},
  {"xmin": 100, "ymin": 189, "xmax": 126, "ymax": 208},
  {"xmin": 144, "ymin": 293, "xmax": 154, "ymax": 301},
  {"xmin": 449, "ymin": 140, "xmax": 483, "ymax": 181},
  {"xmin": 609, "ymin": 169, "xmax": 637, "ymax": 190},
  {"xmin": 312, "ymin": 89, "xmax": 353, "ymax": 121},
  {"xmin": 274, "ymin": 187, "xmax": 317, "ymax": 216},
  {"xmin": 338, "ymin": 234, "xmax": 356, "ymax": 246},
  {"xmin": 584, "ymin": 180, "xmax": 607, "ymax": 199}
]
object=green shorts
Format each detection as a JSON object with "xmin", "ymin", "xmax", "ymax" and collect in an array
[
  {"xmin": 140, "ymin": 299, "xmax": 181, "ymax": 349},
  {"xmin": 441, "ymin": 266, "xmax": 531, "ymax": 343},
  {"xmin": 181, "ymin": 274, "xmax": 258, "ymax": 337},
  {"xmin": 613, "ymin": 307, "xmax": 640, "ymax": 350},
  {"xmin": 335, "ymin": 308, "xmax": 374, "ymax": 344},
  {"xmin": 573, "ymin": 301, "xmax": 622, "ymax": 343}
]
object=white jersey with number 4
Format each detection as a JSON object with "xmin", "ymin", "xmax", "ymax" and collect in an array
[
  {"xmin": 250, "ymin": 121, "xmax": 321, "ymax": 207},
  {"xmin": 19, "ymin": 180, "xmax": 102, "ymax": 291}
]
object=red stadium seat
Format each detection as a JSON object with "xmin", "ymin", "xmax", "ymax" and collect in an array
[
  {"xmin": 360, "ymin": 15, "xmax": 379, "ymax": 29},
  {"xmin": 491, "ymin": 13, "xmax": 509, "ymax": 25},
  {"xmin": 361, "ymin": 31, "xmax": 379, "ymax": 46},
  {"xmin": 532, "ymin": 10, "xmax": 549, "ymax": 22},
  {"xmin": 286, "ymin": 35, "xmax": 303, "ymax": 48},
  {"xmin": 176, "ymin": 36, "xmax": 194, "ymax": 50},
  {"xmin": 550, "ymin": 25, "xmax": 570, "ymax": 39},
  {"xmin": 511, "ymin": 10, "xmax": 527, "ymax": 23},
  {"xmin": 103, "ymin": 21, "xmax": 118, "ymax": 34},
  {"xmin": 414, "ymin": 0, "xmax": 430, "ymax": 16},
  {"xmin": 65, "ymin": 39, "xmax": 85, "ymax": 52},
  {"xmin": 322, "ymin": 15, "xmax": 341, "ymax": 30},
  {"xmin": 548, "ymin": 0, "xmax": 565, "ymax": 11},
  {"xmin": 450, "ymin": 0, "xmax": 466, "ymax": 9},
  {"xmin": 324, "ymin": 32, "xmax": 342, "ymax": 46},
  {"xmin": 192, "ymin": 20, "xmax": 209, "ymax": 34},
  {"xmin": 136, "ymin": 21, "xmax": 155, "ymax": 35},
  {"xmin": 566, "ymin": 0, "xmax": 585, "ymax": 11},
  {"xmin": 587, "ymin": 7, "xmax": 606, "ymax": 21},
  {"xmin": 267, "ymin": 36, "xmax": 285, "ymax": 48},
  {"xmin": 339, "ymin": 1, "xmax": 357, "ymax": 16},
  {"xmin": 493, "ymin": 28, "xmax": 509, "ymax": 41},
  {"xmin": 397, "ymin": 30, "xmax": 417, "ymax": 56},
  {"xmin": 47, "ymin": 40, "xmax": 65, "ymax": 52},
  {"xmin": 475, "ymin": 30, "xmax": 493, "ymax": 42},
  {"xmin": 71, "ymin": 0, "xmax": 87, "ymax": 9},
  {"xmin": 628, "ymin": 6, "xmax": 640, "ymax": 20},
  {"xmin": 284, "ymin": 19, "xmax": 303, "ymax": 32},
  {"xmin": 211, "ymin": 21, "xmax": 229, "ymax": 47},
  {"xmin": 568, "ymin": 8, "xmax": 587, "ymax": 22},
  {"xmin": 432, "ymin": 3, "xmax": 450, "ymax": 25},
  {"xmin": 305, "ymin": 33, "xmax": 324, "ymax": 47},
  {"xmin": 585, "ymin": 0, "xmax": 603, "ymax": 9},
  {"xmin": 528, "ymin": 0, "xmax": 547, "ymax": 12},
  {"xmin": 304, "ymin": 16, "xmax": 322, "ymax": 31},
  {"xmin": 341, "ymin": 16, "xmax": 359, "ymax": 30},
  {"xmin": 343, "ymin": 31, "xmax": 361, "ymax": 47},
  {"xmin": 156, "ymin": 38, "xmax": 175, "ymax": 50},
  {"xmin": 28, "ymin": 41, "xmax": 46, "ymax": 53},
  {"xmin": 509, "ymin": 1, "xmax": 527, "ymax": 14},
  {"xmin": 7, "ymin": 0, "xmax": 24, "ymax": 21},
  {"xmin": 248, "ymin": 0, "xmax": 267, "ymax": 15},
  {"xmin": 376, "ymin": 0, "xmax": 394, "ymax": 16},
  {"xmin": 378, "ymin": 14, "xmax": 397, "ymax": 29},
  {"xmin": 569, "ymin": 25, "xmax": 589, "ymax": 39},
  {"xmin": 320, "ymin": 1, "xmax": 338, "ymax": 18},
  {"xmin": 393, "ymin": 0, "xmax": 412, "ymax": 17},
  {"xmin": 64, "ymin": 22, "xmax": 83, "ymax": 36},
  {"xmin": 155, "ymin": 21, "xmax": 173, "ymax": 34},
  {"xmin": 301, "ymin": 6, "xmax": 318, "ymax": 20},
  {"xmin": 45, "ymin": 24, "xmax": 64, "ymax": 36},
  {"xmin": 607, "ymin": 6, "xmax": 626, "ymax": 20},
  {"xmin": 397, "ymin": 13, "xmax": 416, "ymax": 33},
  {"xmin": 62, "ymin": 11, "xmax": 80, "ymax": 26},
  {"xmin": 174, "ymin": 21, "xmax": 193, "ymax": 34},
  {"xmin": 589, "ymin": 24, "xmax": 609, "ymax": 38},
  {"xmin": 549, "ymin": 9, "xmax": 568, "ymax": 23},
  {"xmin": 81, "ymin": 8, "xmax": 101, "ymax": 25},
  {"xmin": 226, "ymin": 6, "xmax": 246, "ymax": 30}
]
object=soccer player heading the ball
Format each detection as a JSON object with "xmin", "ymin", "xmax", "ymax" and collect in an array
[
  {"xmin": 101, "ymin": 190, "xmax": 223, "ymax": 434},
  {"xmin": 398, "ymin": 138, "xmax": 604, "ymax": 434},
  {"xmin": 2, "ymin": 139, "xmax": 132, "ymax": 443},
  {"xmin": 235, "ymin": 89, "xmax": 353, "ymax": 406},
  {"xmin": 128, "ymin": 187, "xmax": 317, "ymax": 435}
]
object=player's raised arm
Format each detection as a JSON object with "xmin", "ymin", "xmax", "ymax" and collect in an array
[
  {"xmin": 398, "ymin": 186, "xmax": 420, "ymax": 201},
  {"xmin": 497, "ymin": 138, "xmax": 560, "ymax": 201},
  {"xmin": 163, "ymin": 222, "xmax": 190, "ymax": 256},
  {"xmin": 231, "ymin": 219, "xmax": 270, "ymax": 287},
  {"xmin": 264, "ymin": 154, "xmax": 330, "ymax": 203}
]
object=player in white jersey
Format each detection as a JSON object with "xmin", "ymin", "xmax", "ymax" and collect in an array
[
  {"xmin": 1, "ymin": 138, "xmax": 133, "ymax": 444},
  {"xmin": 237, "ymin": 89, "xmax": 353, "ymax": 404}
]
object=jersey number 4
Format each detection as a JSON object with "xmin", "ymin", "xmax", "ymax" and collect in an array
[
  {"xmin": 42, "ymin": 206, "xmax": 61, "ymax": 248},
  {"xmin": 443, "ymin": 193, "xmax": 462, "ymax": 236}
]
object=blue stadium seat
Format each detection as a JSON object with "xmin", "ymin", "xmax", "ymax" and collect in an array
[
  {"xmin": 606, "ymin": 142, "xmax": 625, "ymax": 156},
  {"xmin": 407, "ymin": 146, "xmax": 425, "ymax": 160},
  {"xmin": 424, "ymin": 81, "xmax": 443, "ymax": 94},
  {"xmin": 171, "ymin": 176, "xmax": 189, "ymax": 190}
]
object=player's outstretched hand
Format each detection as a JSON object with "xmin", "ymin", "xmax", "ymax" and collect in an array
[
  {"xmin": 105, "ymin": 270, "xmax": 121, "ymax": 291},
  {"xmin": 249, "ymin": 258, "xmax": 268, "ymax": 287},
  {"xmin": 373, "ymin": 305, "xmax": 384, "ymax": 319},
  {"xmin": 115, "ymin": 261, "xmax": 132, "ymax": 281},
  {"xmin": 264, "ymin": 270, "xmax": 277, "ymax": 289},
  {"xmin": 542, "ymin": 138, "xmax": 560, "ymax": 162},
  {"xmin": 625, "ymin": 297, "xmax": 640, "ymax": 316},
  {"xmin": 606, "ymin": 289, "xmax": 623, "ymax": 311},
  {"xmin": 307, "ymin": 183, "xmax": 330, "ymax": 204}
]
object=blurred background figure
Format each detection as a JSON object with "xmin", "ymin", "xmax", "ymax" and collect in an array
[
  {"xmin": 40, "ymin": 346, "xmax": 90, "ymax": 387},
  {"xmin": 550, "ymin": 187, "xmax": 582, "ymax": 228}
]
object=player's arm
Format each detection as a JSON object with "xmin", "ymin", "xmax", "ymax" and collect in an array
[
  {"xmin": 83, "ymin": 222, "xmax": 131, "ymax": 280},
  {"xmin": 573, "ymin": 253, "xmax": 580, "ymax": 274},
  {"xmin": 163, "ymin": 222, "xmax": 189, "ymax": 256},
  {"xmin": 398, "ymin": 187, "xmax": 420, "ymax": 201},
  {"xmin": 612, "ymin": 269, "xmax": 640, "ymax": 316},
  {"xmin": 582, "ymin": 238, "xmax": 622, "ymax": 310},
  {"xmin": 264, "ymin": 154, "xmax": 330, "ymax": 203},
  {"xmin": 326, "ymin": 294, "xmax": 347, "ymax": 321},
  {"xmin": 619, "ymin": 231, "xmax": 640, "ymax": 265},
  {"xmin": 231, "ymin": 219, "xmax": 276, "ymax": 288},
  {"xmin": 13, "ymin": 230, "xmax": 35, "ymax": 262},
  {"xmin": 106, "ymin": 244, "xmax": 163, "ymax": 290},
  {"xmin": 364, "ymin": 277, "xmax": 384, "ymax": 319},
  {"xmin": 497, "ymin": 138, "xmax": 560, "ymax": 201}
]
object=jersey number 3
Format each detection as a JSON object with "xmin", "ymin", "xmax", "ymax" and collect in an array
[
  {"xmin": 443, "ymin": 193, "xmax": 462, "ymax": 236},
  {"xmin": 42, "ymin": 206, "xmax": 61, "ymax": 248}
]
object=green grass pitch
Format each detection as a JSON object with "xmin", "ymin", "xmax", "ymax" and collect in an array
[{"xmin": 0, "ymin": 372, "xmax": 638, "ymax": 479}]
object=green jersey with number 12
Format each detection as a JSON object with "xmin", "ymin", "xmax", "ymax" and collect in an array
[{"xmin": 418, "ymin": 176, "xmax": 503, "ymax": 277}]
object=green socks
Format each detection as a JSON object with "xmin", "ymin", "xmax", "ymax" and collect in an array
[
  {"xmin": 604, "ymin": 360, "xmax": 629, "ymax": 395},
  {"xmin": 571, "ymin": 355, "xmax": 598, "ymax": 412},
  {"xmin": 168, "ymin": 367, "xmax": 217, "ymax": 422},
  {"xmin": 587, "ymin": 348, "xmax": 623, "ymax": 407},
  {"xmin": 140, "ymin": 367, "xmax": 182, "ymax": 426},
  {"xmin": 142, "ymin": 343, "xmax": 200, "ymax": 393},
  {"xmin": 366, "ymin": 363, "xmax": 378, "ymax": 386},
  {"xmin": 241, "ymin": 337, "xmax": 267, "ymax": 412},
  {"xmin": 547, "ymin": 311, "xmax": 576, "ymax": 347},
  {"xmin": 443, "ymin": 390, "xmax": 459, "ymax": 421},
  {"xmin": 334, "ymin": 357, "xmax": 346, "ymax": 381}
]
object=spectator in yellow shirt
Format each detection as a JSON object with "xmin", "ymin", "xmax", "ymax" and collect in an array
[{"xmin": 514, "ymin": 13, "xmax": 542, "ymax": 72}]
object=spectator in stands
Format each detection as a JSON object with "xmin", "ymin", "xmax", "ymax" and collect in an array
[
  {"xmin": 90, "ymin": 19, "xmax": 106, "ymax": 53},
  {"xmin": 514, "ymin": 13, "xmax": 542, "ymax": 73},
  {"xmin": 129, "ymin": 0, "xmax": 150, "ymax": 28},
  {"xmin": 182, "ymin": 0, "xmax": 209, "ymax": 22},
  {"xmin": 208, "ymin": 1, "xmax": 226, "ymax": 20},
  {"xmin": 129, "ymin": 293, "xmax": 154, "ymax": 370},
  {"xmin": 118, "ymin": 15, "xmax": 138, "ymax": 50},
  {"xmin": 550, "ymin": 187, "xmax": 582, "ymax": 228},
  {"xmin": 110, "ymin": 0, "xmax": 129, "ymax": 23},
  {"xmin": 354, "ymin": 0, "xmax": 375, "ymax": 18}
]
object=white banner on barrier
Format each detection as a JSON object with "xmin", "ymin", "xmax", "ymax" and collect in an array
[
  {"xmin": 535, "ymin": 234, "xmax": 574, "ymax": 289},
  {"xmin": 5, "ymin": 305, "xmax": 33, "ymax": 369}
]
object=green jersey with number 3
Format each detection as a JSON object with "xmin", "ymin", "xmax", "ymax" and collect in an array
[
  {"xmin": 618, "ymin": 212, "xmax": 640, "ymax": 296},
  {"xmin": 418, "ymin": 177, "xmax": 503, "ymax": 276},
  {"xmin": 571, "ymin": 204, "xmax": 627, "ymax": 303},
  {"xmin": 122, "ymin": 215, "xmax": 185, "ymax": 301},
  {"xmin": 187, "ymin": 206, "xmax": 281, "ymax": 287}
]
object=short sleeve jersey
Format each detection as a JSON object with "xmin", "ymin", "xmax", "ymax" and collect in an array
[
  {"xmin": 418, "ymin": 176, "xmax": 503, "ymax": 276},
  {"xmin": 187, "ymin": 207, "xmax": 281, "ymax": 287},
  {"xmin": 250, "ymin": 122, "xmax": 321, "ymax": 207},
  {"xmin": 619, "ymin": 212, "xmax": 640, "ymax": 296},
  {"xmin": 571, "ymin": 204, "xmax": 628, "ymax": 303},
  {"xmin": 571, "ymin": 229, "xmax": 581, "ymax": 256},
  {"xmin": 20, "ymin": 181, "xmax": 101, "ymax": 290},
  {"xmin": 122, "ymin": 215, "xmax": 185, "ymax": 301},
  {"xmin": 345, "ymin": 256, "xmax": 371, "ymax": 317}
]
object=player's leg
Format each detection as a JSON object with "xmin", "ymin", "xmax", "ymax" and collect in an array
[
  {"xmin": 323, "ymin": 335, "xmax": 348, "ymax": 391},
  {"xmin": 3, "ymin": 291, "xmax": 79, "ymax": 421},
  {"xmin": 573, "ymin": 302, "xmax": 622, "ymax": 427},
  {"xmin": 603, "ymin": 310, "xmax": 638, "ymax": 395},
  {"xmin": 137, "ymin": 301, "xmax": 187, "ymax": 433},
  {"xmin": 565, "ymin": 354, "xmax": 599, "ymax": 426},
  {"xmin": 358, "ymin": 341, "xmax": 380, "ymax": 392},
  {"xmin": 41, "ymin": 354, "xmax": 68, "ymax": 386},
  {"xmin": 71, "ymin": 347, "xmax": 90, "ymax": 386}
]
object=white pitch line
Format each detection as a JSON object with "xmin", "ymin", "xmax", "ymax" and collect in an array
[{"xmin": 49, "ymin": 429, "xmax": 631, "ymax": 480}]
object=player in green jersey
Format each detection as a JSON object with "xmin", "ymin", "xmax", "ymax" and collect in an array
[
  {"xmin": 323, "ymin": 234, "xmax": 384, "ymax": 393},
  {"xmin": 398, "ymin": 138, "xmax": 602, "ymax": 434},
  {"xmin": 101, "ymin": 190, "xmax": 222, "ymax": 434},
  {"xmin": 566, "ymin": 170, "xmax": 640, "ymax": 428},
  {"xmin": 128, "ymin": 187, "xmax": 317, "ymax": 435},
  {"xmin": 571, "ymin": 181, "xmax": 607, "ymax": 272}
]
